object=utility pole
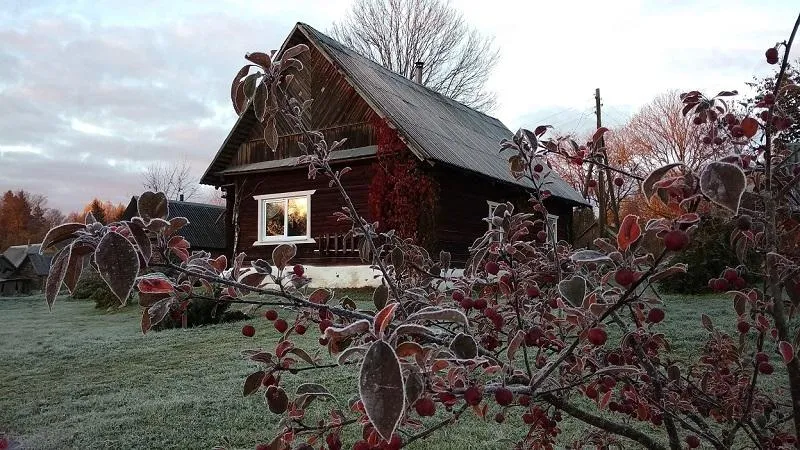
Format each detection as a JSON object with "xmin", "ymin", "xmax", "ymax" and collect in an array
[
  {"xmin": 594, "ymin": 88, "xmax": 607, "ymax": 235},
  {"xmin": 594, "ymin": 88, "xmax": 621, "ymax": 232}
]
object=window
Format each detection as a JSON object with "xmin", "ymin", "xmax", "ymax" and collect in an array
[{"xmin": 253, "ymin": 190, "xmax": 315, "ymax": 245}]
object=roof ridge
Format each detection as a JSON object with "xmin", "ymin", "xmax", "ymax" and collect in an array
[{"xmin": 296, "ymin": 22, "xmax": 506, "ymax": 128}]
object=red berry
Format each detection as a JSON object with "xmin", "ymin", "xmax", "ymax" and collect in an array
[
  {"xmin": 522, "ymin": 412, "xmax": 535, "ymax": 424},
  {"xmin": 485, "ymin": 261, "xmax": 499, "ymax": 275},
  {"xmin": 319, "ymin": 319, "xmax": 333, "ymax": 333},
  {"xmin": 292, "ymin": 264, "xmax": 304, "ymax": 276},
  {"xmin": 256, "ymin": 444, "xmax": 270, "ymax": 450},
  {"xmin": 274, "ymin": 319, "xmax": 288, "ymax": 333},
  {"xmin": 759, "ymin": 362, "xmax": 775, "ymax": 375},
  {"xmin": 242, "ymin": 324, "xmax": 255, "ymax": 337},
  {"xmin": 713, "ymin": 137, "xmax": 723, "ymax": 145},
  {"xmin": 701, "ymin": 136, "xmax": 712, "ymax": 145},
  {"xmin": 766, "ymin": 47, "xmax": 779, "ymax": 65},
  {"xmin": 536, "ymin": 230, "xmax": 548, "ymax": 242},
  {"xmin": 587, "ymin": 179, "xmax": 597, "ymax": 188},
  {"xmin": 723, "ymin": 268, "xmax": 738, "ymax": 282},
  {"xmin": 614, "ymin": 177, "xmax": 624, "ymax": 187},
  {"xmin": 318, "ymin": 337, "xmax": 328, "ymax": 346},
  {"xmin": 519, "ymin": 394, "xmax": 531, "ymax": 406},
  {"xmin": 756, "ymin": 352, "xmax": 769, "ymax": 364},
  {"xmin": 647, "ymin": 308, "xmax": 665, "ymax": 324},
  {"xmin": 494, "ymin": 412, "xmax": 505, "ymax": 423},
  {"xmin": 294, "ymin": 324, "xmax": 306, "ymax": 335},
  {"xmin": 663, "ymin": 229, "xmax": 689, "ymax": 251},
  {"xmin": 585, "ymin": 384, "xmax": 598, "ymax": 399},
  {"xmin": 686, "ymin": 434, "xmax": 701, "ymax": 448},
  {"xmin": 693, "ymin": 116, "xmax": 704, "ymax": 125},
  {"xmin": 500, "ymin": 274, "xmax": 512, "ymax": 285},
  {"xmin": 615, "ymin": 268, "xmax": 636, "ymax": 286},
  {"xmin": 384, "ymin": 434, "xmax": 402, "ymax": 450},
  {"xmin": 526, "ymin": 286, "xmax": 540, "ymax": 298},
  {"xmin": 452, "ymin": 290, "xmax": 465, "ymax": 302},
  {"xmin": 587, "ymin": 327, "xmax": 608, "ymax": 346},
  {"xmin": 494, "ymin": 387, "xmax": 514, "ymax": 406},
  {"xmin": 473, "ymin": 298, "xmax": 488, "ymax": 310},
  {"xmin": 737, "ymin": 321, "xmax": 750, "ymax": 334},
  {"xmin": 414, "ymin": 397, "xmax": 436, "ymax": 417},
  {"xmin": 534, "ymin": 163, "xmax": 544, "ymax": 173},
  {"xmin": 464, "ymin": 386, "xmax": 482, "ymax": 405},
  {"xmin": 460, "ymin": 298, "xmax": 474, "ymax": 310},
  {"xmin": 732, "ymin": 125, "xmax": 745, "ymax": 138},
  {"xmin": 264, "ymin": 309, "xmax": 278, "ymax": 321}
]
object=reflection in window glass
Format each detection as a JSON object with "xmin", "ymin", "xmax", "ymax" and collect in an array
[
  {"xmin": 264, "ymin": 201, "xmax": 285, "ymax": 237},
  {"xmin": 287, "ymin": 197, "xmax": 308, "ymax": 237}
]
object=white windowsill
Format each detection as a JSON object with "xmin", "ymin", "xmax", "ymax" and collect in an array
[{"xmin": 253, "ymin": 238, "xmax": 317, "ymax": 246}]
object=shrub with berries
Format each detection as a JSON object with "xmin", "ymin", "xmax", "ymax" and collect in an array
[{"xmin": 39, "ymin": 16, "xmax": 800, "ymax": 450}]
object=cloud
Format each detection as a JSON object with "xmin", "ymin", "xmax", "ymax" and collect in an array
[{"xmin": 1, "ymin": 0, "xmax": 797, "ymax": 214}]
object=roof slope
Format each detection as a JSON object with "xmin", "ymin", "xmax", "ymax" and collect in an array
[
  {"xmin": 123, "ymin": 198, "xmax": 226, "ymax": 250},
  {"xmin": 203, "ymin": 22, "xmax": 587, "ymax": 206},
  {"xmin": 1, "ymin": 244, "xmax": 51, "ymax": 276}
]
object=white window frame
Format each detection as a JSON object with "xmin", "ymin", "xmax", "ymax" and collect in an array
[{"xmin": 253, "ymin": 189, "xmax": 316, "ymax": 245}]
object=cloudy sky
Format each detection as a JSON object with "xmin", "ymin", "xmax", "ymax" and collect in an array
[{"xmin": 1, "ymin": 0, "xmax": 797, "ymax": 213}]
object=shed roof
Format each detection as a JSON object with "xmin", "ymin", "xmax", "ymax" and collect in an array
[
  {"xmin": 1, "ymin": 244, "xmax": 51, "ymax": 276},
  {"xmin": 123, "ymin": 198, "xmax": 226, "ymax": 251}
]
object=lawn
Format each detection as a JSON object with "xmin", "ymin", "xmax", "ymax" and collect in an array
[{"xmin": 0, "ymin": 292, "xmax": 775, "ymax": 449}]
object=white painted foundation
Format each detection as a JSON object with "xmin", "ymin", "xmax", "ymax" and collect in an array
[
  {"xmin": 300, "ymin": 265, "xmax": 465, "ymax": 289},
  {"xmin": 303, "ymin": 265, "xmax": 383, "ymax": 288}
]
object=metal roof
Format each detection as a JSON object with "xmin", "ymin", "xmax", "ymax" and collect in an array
[
  {"xmin": 123, "ymin": 198, "xmax": 226, "ymax": 251},
  {"xmin": 298, "ymin": 24, "xmax": 587, "ymax": 206},
  {"xmin": 201, "ymin": 23, "xmax": 587, "ymax": 206},
  {"xmin": 1, "ymin": 244, "xmax": 51, "ymax": 276}
]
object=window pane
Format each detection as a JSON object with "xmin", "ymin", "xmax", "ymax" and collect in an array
[
  {"xmin": 264, "ymin": 200, "xmax": 285, "ymax": 237},
  {"xmin": 287, "ymin": 197, "xmax": 308, "ymax": 237}
]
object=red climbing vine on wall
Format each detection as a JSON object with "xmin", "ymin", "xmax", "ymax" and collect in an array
[{"xmin": 368, "ymin": 119, "xmax": 438, "ymax": 246}]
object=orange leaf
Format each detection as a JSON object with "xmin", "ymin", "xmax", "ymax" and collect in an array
[
  {"xmin": 373, "ymin": 302, "xmax": 398, "ymax": 339},
  {"xmin": 617, "ymin": 215, "xmax": 641, "ymax": 252}
]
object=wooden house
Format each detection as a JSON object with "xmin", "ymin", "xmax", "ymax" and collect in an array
[
  {"xmin": 200, "ymin": 23, "xmax": 587, "ymax": 286},
  {"xmin": 0, "ymin": 244, "xmax": 51, "ymax": 296}
]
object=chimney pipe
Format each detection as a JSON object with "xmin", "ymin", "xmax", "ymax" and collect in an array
[
  {"xmin": 179, "ymin": 193, "xmax": 184, "ymax": 202},
  {"xmin": 414, "ymin": 61, "xmax": 424, "ymax": 84}
]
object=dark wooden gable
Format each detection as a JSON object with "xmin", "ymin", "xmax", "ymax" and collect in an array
[{"xmin": 229, "ymin": 32, "xmax": 380, "ymax": 168}]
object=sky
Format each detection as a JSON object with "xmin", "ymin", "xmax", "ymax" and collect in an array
[{"xmin": 0, "ymin": 0, "xmax": 797, "ymax": 213}]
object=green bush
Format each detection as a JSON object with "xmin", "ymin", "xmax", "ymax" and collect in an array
[
  {"xmin": 72, "ymin": 267, "xmax": 133, "ymax": 309},
  {"xmin": 152, "ymin": 294, "xmax": 245, "ymax": 331},
  {"xmin": 658, "ymin": 217, "xmax": 755, "ymax": 294}
]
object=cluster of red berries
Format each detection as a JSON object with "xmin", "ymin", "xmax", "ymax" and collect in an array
[
  {"xmin": 521, "ymin": 405, "xmax": 562, "ymax": 435},
  {"xmin": 484, "ymin": 307, "xmax": 504, "ymax": 330},
  {"xmin": 708, "ymin": 268, "xmax": 746, "ymax": 292},
  {"xmin": 755, "ymin": 351, "xmax": 774, "ymax": 375}
]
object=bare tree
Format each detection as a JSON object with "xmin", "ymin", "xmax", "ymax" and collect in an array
[
  {"xmin": 623, "ymin": 91, "xmax": 725, "ymax": 172},
  {"xmin": 141, "ymin": 160, "xmax": 199, "ymax": 201},
  {"xmin": 331, "ymin": 0, "xmax": 500, "ymax": 111}
]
